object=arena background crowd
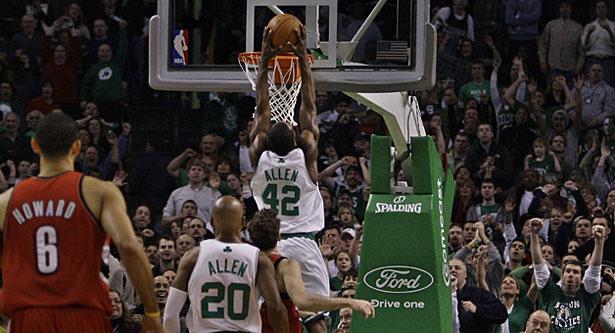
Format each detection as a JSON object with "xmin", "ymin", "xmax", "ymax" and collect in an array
[{"xmin": 0, "ymin": 0, "xmax": 614, "ymax": 332}]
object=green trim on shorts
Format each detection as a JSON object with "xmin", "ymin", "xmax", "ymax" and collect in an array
[{"xmin": 281, "ymin": 232, "xmax": 317, "ymax": 240}]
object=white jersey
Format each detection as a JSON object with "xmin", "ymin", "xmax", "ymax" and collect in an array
[
  {"xmin": 186, "ymin": 239, "xmax": 261, "ymax": 333},
  {"xmin": 251, "ymin": 148, "xmax": 324, "ymax": 234},
  {"xmin": 278, "ymin": 237, "xmax": 330, "ymax": 297}
]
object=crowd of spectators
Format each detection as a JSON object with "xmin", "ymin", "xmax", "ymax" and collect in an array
[
  {"xmin": 0, "ymin": 0, "xmax": 615, "ymax": 332},
  {"xmin": 432, "ymin": 0, "xmax": 615, "ymax": 332}
]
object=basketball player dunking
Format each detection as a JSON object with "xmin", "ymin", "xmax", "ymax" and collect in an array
[
  {"xmin": 163, "ymin": 196, "xmax": 289, "ymax": 333},
  {"xmin": 0, "ymin": 112, "xmax": 163, "ymax": 333},
  {"xmin": 249, "ymin": 25, "xmax": 331, "ymax": 332}
]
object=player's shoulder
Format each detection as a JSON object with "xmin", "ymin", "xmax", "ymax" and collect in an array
[
  {"xmin": 80, "ymin": 175, "xmax": 122, "ymax": 214},
  {"xmin": 277, "ymin": 256, "xmax": 300, "ymax": 274},
  {"xmin": 258, "ymin": 251, "xmax": 274, "ymax": 267},
  {"xmin": 0, "ymin": 187, "xmax": 14, "ymax": 207},
  {"xmin": 81, "ymin": 175, "xmax": 118, "ymax": 196},
  {"xmin": 280, "ymin": 147, "xmax": 308, "ymax": 161}
]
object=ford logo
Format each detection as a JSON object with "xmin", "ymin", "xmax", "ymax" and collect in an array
[{"xmin": 363, "ymin": 265, "xmax": 434, "ymax": 294}]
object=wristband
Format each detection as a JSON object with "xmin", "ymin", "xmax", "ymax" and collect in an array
[{"xmin": 145, "ymin": 310, "xmax": 161, "ymax": 318}]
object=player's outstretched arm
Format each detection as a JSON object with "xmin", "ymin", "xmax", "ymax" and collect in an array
[
  {"xmin": 94, "ymin": 179, "xmax": 163, "ymax": 333},
  {"xmin": 0, "ymin": 188, "xmax": 13, "ymax": 317},
  {"xmin": 294, "ymin": 26, "xmax": 317, "ymax": 131},
  {"xmin": 0, "ymin": 187, "xmax": 13, "ymax": 246},
  {"xmin": 292, "ymin": 26, "xmax": 319, "ymax": 183},
  {"xmin": 250, "ymin": 27, "xmax": 279, "ymax": 166},
  {"xmin": 257, "ymin": 252, "xmax": 289, "ymax": 333},
  {"xmin": 164, "ymin": 247, "xmax": 199, "ymax": 333},
  {"xmin": 280, "ymin": 259, "xmax": 375, "ymax": 318}
]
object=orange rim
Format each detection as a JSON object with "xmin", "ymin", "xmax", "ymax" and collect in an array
[{"xmin": 238, "ymin": 52, "xmax": 314, "ymax": 66}]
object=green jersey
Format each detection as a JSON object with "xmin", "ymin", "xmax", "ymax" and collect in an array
[
  {"xmin": 509, "ymin": 265, "xmax": 561, "ymax": 296},
  {"xmin": 459, "ymin": 80, "xmax": 491, "ymax": 103},
  {"xmin": 539, "ymin": 278, "xmax": 601, "ymax": 332},
  {"xmin": 480, "ymin": 203, "xmax": 501, "ymax": 217},
  {"xmin": 506, "ymin": 296, "xmax": 534, "ymax": 333},
  {"xmin": 528, "ymin": 155, "xmax": 556, "ymax": 176}
]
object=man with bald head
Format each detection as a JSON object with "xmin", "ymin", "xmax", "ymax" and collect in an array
[
  {"xmin": 199, "ymin": 134, "xmax": 220, "ymax": 161},
  {"xmin": 163, "ymin": 196, "xmax": 289, "ymax": 333},
  {"xmin": 176, "ymin": 234, "xmax": 195, "ymax": 258},
  {"xmin": 524, "ymin": 310, "xmax": 550, "ymax": 333},
  {"xmin": 449, "ymin": 258, "xmax": 507, "ymax": 332}
]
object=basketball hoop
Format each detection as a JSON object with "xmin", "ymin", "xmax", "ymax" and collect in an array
[{"xmin": 238, "ymin": 52, "xmax": 313, "ymax": 125}]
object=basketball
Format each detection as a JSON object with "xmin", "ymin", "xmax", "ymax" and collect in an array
[{"xmin": 267, "ymin": 14, "xmax": 302, "ymax": 52}]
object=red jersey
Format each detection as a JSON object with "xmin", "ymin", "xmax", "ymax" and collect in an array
[
  {"xmin": 261, "ymin": 254, "xmax": 302, "ymax": 333},
  {"xmin": 2, "ymin": 172, "xmax": 111, "ymax": 316}
]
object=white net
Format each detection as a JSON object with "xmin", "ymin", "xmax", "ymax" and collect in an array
[{"xmin": 238, "ymin": 53, "xmax": 304, "ymax": 126}]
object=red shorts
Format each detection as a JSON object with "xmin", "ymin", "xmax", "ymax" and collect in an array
[
  {"xmin": 9, "ymin": 307, "xmax": 112, "ymax": 333},
  {"xmin": 261, "ymin": 302, "xmax": 302, "ymax": 333}
]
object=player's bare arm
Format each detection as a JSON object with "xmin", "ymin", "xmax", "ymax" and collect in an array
[
  {"xmin": 250, "ymin": 27, "xmax": 279, "ymax": 166},
  {"xmin": 279, "ymin": 259, "xmax": 375, "ymax": 318},
  {"xmin": 0, "ymin": 187, "xmax": 14, "ymax": 235},
  {"xmin": 257, "ymin": 252, "xmax": 290, "ymax": 333},
  {"xmin": 0, "ymin": 188, "xmax": 13, "ymax": 317},
  {"xmin": 170, "ymin": 246, "xmax": 199, "ymax": 292},
  {"xmin": 164, "ymin": 247, "xmax": 199, "ymax": 333},
  {"xmin": 83, "ymin": 177, "xmax": 163, "ymax": 333},
  {"xmin": 292, "ymin": 26, "xmax": 319, "ymax": 183}
]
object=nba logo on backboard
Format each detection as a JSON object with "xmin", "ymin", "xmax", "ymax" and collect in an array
[{"xmin": 172, "ymin": 29, "xmax": 189, "ymax": 65}]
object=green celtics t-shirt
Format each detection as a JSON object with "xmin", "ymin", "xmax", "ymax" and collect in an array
[
  {"xmin": 528, "ymin": 155, "xmax": 556, "ymax": 176},
  {"xmin": 506, "ymin": 296, "xmax": 534, "ymax": 333},
  {"xmin": 509, "ymin": 265, "xmax": 562, "ymax": 296},
  {"xmin": 538, "ymin": 278, "xmax": 601, "ymax": 332},
  {"xmin": 479, "ymin": 203, "xmax": 501, "ymax": 220},
  {"xmin": 459, "ymin": 80, "xmax": 491, "ymax": 102},
  {"xmin": 327, "ymin": 277, "xmax": 344, "ymax": 332},
  {"xmin": 330, "ymin": 275, "xmax": 343, "ymax": 292}
]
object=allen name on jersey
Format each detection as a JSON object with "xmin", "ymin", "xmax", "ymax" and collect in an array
[
  {"xmin": 263, "ymin": 166, "xmax": 299, "ymax": 183},
  {"xmin": 208, "ymin": 257, "xmax": 249, "ymax": 278}
]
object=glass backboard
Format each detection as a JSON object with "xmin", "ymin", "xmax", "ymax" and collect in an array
[{"xmin": 149, "ymin": 0, "xmax": 436, "ymax": 92}]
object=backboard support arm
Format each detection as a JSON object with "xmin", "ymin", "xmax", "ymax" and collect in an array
[
  {"xmin": 343, "ymin": 91, "xmax": 426, "ymax": 186},
  {"xmin": 344, "ymin": 0, "xmax": 389, "ymax": 62},
  {"xmin": 266, "ymin": 5, "xmax": 284, "ymax": 15}
]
